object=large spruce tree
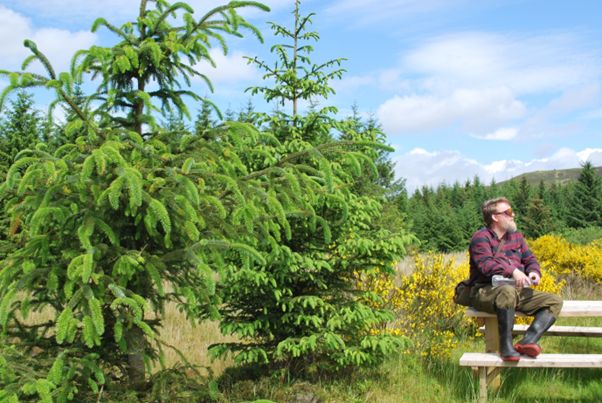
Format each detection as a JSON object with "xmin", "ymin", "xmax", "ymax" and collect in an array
[{"xmin": 213, "ymin": 0, "xmax": 413, "ymax": 374}]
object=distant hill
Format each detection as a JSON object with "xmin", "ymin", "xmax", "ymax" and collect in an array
[{"xmin": 499, "ymin": 166, "xmax": 602, "ymax": 186}]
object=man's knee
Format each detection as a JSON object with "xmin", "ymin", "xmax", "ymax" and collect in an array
[
  {"xmin": 548, "ymin": 295, "xmax": 563, "ymax": 318},
  {"xmin": 494, "ymin": 285, "xmax": 519, "ymax": 309}
]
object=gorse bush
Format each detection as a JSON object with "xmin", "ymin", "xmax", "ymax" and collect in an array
[
  {"xmin": 361, "ymin": 254, "xmax": 475, "ymax": 358},
  {"xmin": 396, "ymin": 254, "xmax": 474, "ymax": 358},
  {"xmin": 530, "ymin": 234, "xmax": 602, "ymax": 284}
]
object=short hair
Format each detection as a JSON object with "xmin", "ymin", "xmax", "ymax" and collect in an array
[{"xmin": 482, "ymin": 197, "xmax": 511, "ymax": 227}]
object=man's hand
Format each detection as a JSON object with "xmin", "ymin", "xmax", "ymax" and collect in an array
[
  {"xmin": 528, "ymin": 272, "xmax": 541, "ymax": 286},
  {"xmin": 512, "ymin": 269, "xmax": 531, "ymax": 288}
]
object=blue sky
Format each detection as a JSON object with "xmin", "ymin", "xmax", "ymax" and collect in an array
[{"xmin": 1, "ymin": 0, "xmax": 601, "ymax": 192}]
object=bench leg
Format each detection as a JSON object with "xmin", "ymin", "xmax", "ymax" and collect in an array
[
  {"xmin": 478, "ymin": 367, "xmax": 487, "ymax": 402},
  {"xmin": 476, "ymin": 366, "xmax": 501, "ymax": 402},
  {"xmin": 483, "ymin": 317, "xmax": 501, "ymax": 390}
]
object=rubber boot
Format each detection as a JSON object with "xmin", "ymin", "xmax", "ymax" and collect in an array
[
  {"xmin": 497, "ymin": 307, "xmax": 520, "ymax": 362},
  {"xmin": 514, "ymin": 309, "xmax": 556, "ymax": 358}
]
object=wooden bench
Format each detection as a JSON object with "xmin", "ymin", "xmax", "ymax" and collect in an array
[
  {"xmin": 461, "ymin": 300, "xmax": 602, "ymax": 402},
  {"xmin": 461, "ymin": 353, "xmax": 602, "ymax": 402},
  {"xmin": 479, "ymin": 324, "xmax": 602, "ymax": 337}
]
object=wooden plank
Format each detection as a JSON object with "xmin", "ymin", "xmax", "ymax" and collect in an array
[
  {"xmin": 460, "ymin": 353, "xmax": 602, "ymax": 368},
  {"xmin": 478, "ymin": 325, "xmax": 602, "ymax": 337},
  {"xmin": 466, "ymin": 300, "xmax": 602, "ymax": 318},
  {"xmin": 560, "ymin": 300, "xmax": 602, "ymax": 317}
]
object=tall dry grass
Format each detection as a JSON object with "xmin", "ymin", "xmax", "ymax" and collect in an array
[
  {"xmin": 16, "ymin": 300, "xmax": 237, "ymax": 376},
  {"xmin": 153, "ymin": 302, "xmax": 237, "ymax": 375},
  {"xmin": 394, "ymin": 251, "xmax": 468, "ymax": 277}
]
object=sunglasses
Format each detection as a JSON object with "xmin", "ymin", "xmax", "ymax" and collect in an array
[{"xmin": 494, "ymin": 207, "xmax": 514, "ymax": 217}]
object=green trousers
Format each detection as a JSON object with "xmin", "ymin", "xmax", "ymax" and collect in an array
[{"xmin": 470, "ymin": 284, "xmax": 563, "ymax": 318}]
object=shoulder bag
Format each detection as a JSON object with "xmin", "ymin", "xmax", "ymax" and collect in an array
[{"xmin": 453, "ymin": 239, "xmax": 505, "ymax": 306}]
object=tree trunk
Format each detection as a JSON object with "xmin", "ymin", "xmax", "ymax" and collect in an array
[{"xmin": 126, "ymin": 326, "xmax": 146, "ymax": 388}]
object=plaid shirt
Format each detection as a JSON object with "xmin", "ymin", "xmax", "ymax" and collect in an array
[{"xmin": 468, "ymin": 227, "xmax": 541, "ymax": 284}]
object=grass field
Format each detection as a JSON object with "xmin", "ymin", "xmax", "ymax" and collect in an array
[
  {"xmin": 15, "ymin": 255, "xmax": 602, "ymax": 402},
  {"xmin": 149, "ymin": 255, "xmax": 602, "ymax": 403},
  {"xmin": 204, "ymin": 318, "xmax": 602, "ymax": 402}
]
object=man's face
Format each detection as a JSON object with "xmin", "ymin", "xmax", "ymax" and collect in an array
[{"xmin": 493, "ymin": 202, "xmax": 517, "ymax": 233}]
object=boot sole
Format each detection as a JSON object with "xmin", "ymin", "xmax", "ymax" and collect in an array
[
  {"xmin": 514, "ymin": 343, "xmax": 541, "ymax": 358},
  {"xmin": 501, "ymin": 355, "xmax": 521, "ymax": 362}
]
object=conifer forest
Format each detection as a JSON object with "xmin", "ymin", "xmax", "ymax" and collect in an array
[{"xmin": 0, "ymin": 1, "xmax": 601, "ymax": 401}]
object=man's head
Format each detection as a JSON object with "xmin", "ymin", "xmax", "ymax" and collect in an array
[{"xmin": 482, "ymin": 197, "xmax": 517, "ymax": 234}]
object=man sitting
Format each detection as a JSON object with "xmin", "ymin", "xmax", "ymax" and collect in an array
[{"xmin": 468, "ymin": 197, "xmax": 563, "ymax": 361}]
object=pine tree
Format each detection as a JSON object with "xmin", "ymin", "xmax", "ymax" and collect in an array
[
  {"xmin": 537, "ymin": 180, "xmax": 546, "ymax": 200},
  {"xmin": 488, "ymin": 178, "xmax": 499, "ymax": 199},
  {"xmin": 0, "ymin": 91, "xmax": 42, "ymax": 167},
  {"xmin": 566, "ymin": 161, "xmax": 602, "ymax": 228},
  {"xmin": 0, "ymin": 92, "xmax": 43, "ymax": 262},
  {"xmin": 237, "ymin": 98, "xmax": 257, "ymax": 123},
  {"xmin": 223, "ymin": 106, "xmax": 237, "ymax": 123},
  {"xmin": 45, "ymin": 85, "xmax": 89, "ymax": 150},
  {"xmin": 513, "ymin": 176, "xmax": 531, "ymax": 227},
  {"xmin": 194, "ymin": 98, "xmax": 217, "ymax": 137},
  {"xmin": 547, "ymin": 182, "xmax": 568, "ymax": 230},
  {"xmin": 337, "ymin": 106, "xmax": 408, "ymax": 231},
  {"xmin": 523, "ymin": 198, "xmax": 556, "ymax": 238}
]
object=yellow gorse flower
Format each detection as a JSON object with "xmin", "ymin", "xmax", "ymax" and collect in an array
[{"xmin": 530, "ymin": 234, "xmax": 602, "ymax": 285}]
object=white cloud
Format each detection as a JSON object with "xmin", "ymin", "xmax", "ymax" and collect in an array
[
  {"xmin": 0, "ymin": 5, "xmax": 96, "ymax": 72},
  {"xmin": 577, "ymin": 148, "xmax": 602, "ymax": 164},
  {"xmin": 409, "ymin": 147, "xmax": 436, "ymax": 157},
  {"xmin": 0, "ymin": 6, "xmax": 31, "ymax": 66},
  {"xmin": 474, "ymin": 127, "xmax": 518, "ymax": 141},
  {"xmin": 403, "ymin": 32, "xmax": 600, "ymax": 95},
  {"xmin": 394, "ymin": 147, "xmax": 602, "ymax": 192},
  {"xmin": 372, "ymin": 30, "xmax": 602, "ymax": 138},
  {"xmin": 194, "ymin": 49, "xmax": 259, "ymax": 85},
  {"xmin": 31, "ymin": 29, "xmax": 96, "ymax": 69},
  {"xmin": 546, "ymin": 83, "xmax": 601, "ymax": 114},
  {"xmin": 395, "ymin": 148, "xmax": 482, "ymax": 192},
  {"xmin": 377, "ymin": 87, "xmax": 525, "ymax": 133}
]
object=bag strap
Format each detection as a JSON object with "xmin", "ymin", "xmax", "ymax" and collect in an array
[
  {"xmin": 493, "ymin": 238, "xmax": 505, "ymax": 257},
  {"xmin": 466, "ymin": 236, "xmax": 507, "ymax": 287}
]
